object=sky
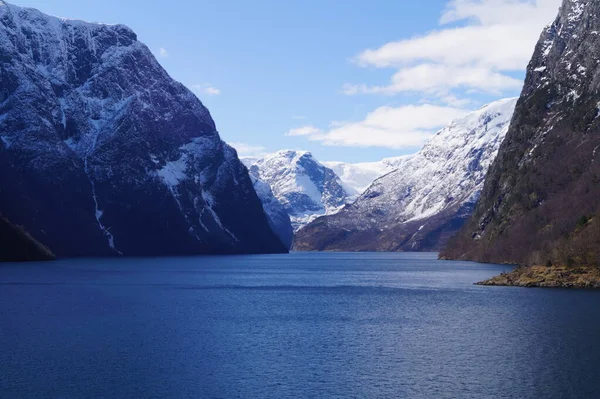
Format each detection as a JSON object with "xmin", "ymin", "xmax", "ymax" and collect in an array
[{"xmin": 12, "ymin": 0, "xmax": 562, "ymax": 162}]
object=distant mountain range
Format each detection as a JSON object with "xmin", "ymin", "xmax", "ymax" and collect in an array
[
  {"xmin": 0, "ymin": 1, "xmax": 286, "ymax": 258},
  {"xmin": 294, "ymin": 98, "xmax": 517, "ymax": 252},
  {"xmin": 237, "ymin": 98, "xmax": 517, "ymax": 253}
]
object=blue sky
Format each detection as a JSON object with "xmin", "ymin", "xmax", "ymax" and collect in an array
[{"xmin": 14, "ymin": 0, "xmax": 561, "ymax": 162}]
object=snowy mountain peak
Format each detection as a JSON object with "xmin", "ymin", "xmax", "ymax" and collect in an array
[
  {"xmin": 421, "ymin": 97, "xmax": 517, "ymax": 163},
  {"xmin": 245, "ymin": 150, "xmax": 349, "ymax": 230},
  {"xmin": 369, "ymin": 97, "xmax": 518, "ymax": 223},
  {"xmin": 0, "ymin": 1, "xmax": 132, "ymax": 32},
  {"xmin": 431, "ymin": 97, "xmax": 517, "ymax": 141},
  {"xmin": 274, "ymin": 149, "xmax": 311, "ymax": 158}
]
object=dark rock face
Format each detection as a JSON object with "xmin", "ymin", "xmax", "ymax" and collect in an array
[
  {"xmin": 0, "ymin": 215, "xmax": 55, "ymax": 262},
  {"xmin": 441, "ymin": 0, "xmax": 600, "ymax": 265},
  {"xmin": 294, "ymin": 99, "xmax": 516, "ymax": 252},
  {"xmin": 0, "ymin": 2, "xmax": 286, "ymax": 256}
]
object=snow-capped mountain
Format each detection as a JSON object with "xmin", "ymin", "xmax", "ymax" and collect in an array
[
  {"xmin": 243, "ymin": 150, "xmax": 349, "ymax": 230},
  {"xmin": 0, "ymin": 2, "xmax": 286, "ymax": 256},
  {"xmin": 240, "ymin": 150, "xmax": 410, "ymax": 235},
  {"xmin": 323, "ymin": 156, "xmax": 413, "ymax": 198},
  {"xmin": 294, "ymin": 98, "xmax": 518, "ymax": 252}
]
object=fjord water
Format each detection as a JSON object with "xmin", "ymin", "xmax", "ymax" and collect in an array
[{"xmin": 1, "ymin": 253, "xmax": 600, "ymax": 398}]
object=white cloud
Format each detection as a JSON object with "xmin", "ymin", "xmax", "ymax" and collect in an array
[
  {"xmin": 287, "ymin": 104, "xmax": 469, "ymax": 149},
  {"xmin": 204, "ymin": 87, "xmax": 221, "ymax": 95},
  {"xmin": 347, "ymin": 0, "xmax": 562, "ymax": 100},
  {"xmin": 440, "ymin": 0, "xmax": 559, "ymax": 26},
  {"xmin": 343, "ymin": 64, "xmax": 523, "ymax": 95},
  {"xmin": 191, "ymin": 84, "xmax": 222, "ymax": 96},
  {"xmin": 437, "ymin": 94, "xmax": 474, "ymax": 108},
  {"xmin": 159, "ymin": 47, "xmax": 169, "ymax": 58},
  {"xmin": 229, "ymin": 142, "xmax": 268, "ymax": 157},
  {"xmin": 285, "ymin": 126, "xmax": 323, "ymax": 137}
]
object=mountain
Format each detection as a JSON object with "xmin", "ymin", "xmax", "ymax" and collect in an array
[
  {"xmin": 243, "ymin": 150, "xmax": 349, "ymax": 230},
  {"xmin": 241, "ymin": 151, "xmax": 409, "ymax": 240},
  {"xmin": 0, "ymin": 216, "xmax": 55, "ymax": 262},
  {"xmin": 294, "ymin": 98, "xmax": 518, "ymax": 252},
  {"xmin": 441, "ymin": 0, "xmax": 600, "ymax": 267},
  {"xmin": 0, "ymin": 2, "xmax": 286, "ymax": 257},
  {"xmin": 247, "ymin": 174, "xmax": 294, "ymax": 249},
  {"xmin": 322, "ymin": 156, "xmax": 413, "ymax": 199}
]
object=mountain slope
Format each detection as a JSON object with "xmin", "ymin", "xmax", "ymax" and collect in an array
[
  {"xmin": 294, "ymin": 98, "xmax": 517, "ymax": 252},
  {"xmin": 243, "ymin": 150, "xmax": 349, "ymax": 230},
  {"xmin": 441, "ymin": 0, "xmax": 600, "ymax": 266},
  {"xmin": 247, "ymin": 174, "xmax": 294, "ymax": 249},
  {"xmin": 322, "ymin": 156, "xmax": 413, "ymax": 199},
  {"xmin": 0, "ymin": 2, "xmax": 286, "ymax": 256}
]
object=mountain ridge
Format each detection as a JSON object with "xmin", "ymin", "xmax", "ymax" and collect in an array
[{"xmin": 294, "ymin": 97, "xmax": 518, "ymax": 252}]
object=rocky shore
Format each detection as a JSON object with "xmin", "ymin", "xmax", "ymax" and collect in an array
[{"xmin": 477, "ymin": 266, "xmax": 600, "ymax": 289}]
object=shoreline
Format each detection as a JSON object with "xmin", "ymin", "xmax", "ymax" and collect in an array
[{"xmin": 477, "ymin": 265, "xmax": 600, "ymax": 289}]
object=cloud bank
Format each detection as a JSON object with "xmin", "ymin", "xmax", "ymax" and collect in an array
[{"xmin": 346, "ymin": 0, "xmax": 562, "ymax": 99}]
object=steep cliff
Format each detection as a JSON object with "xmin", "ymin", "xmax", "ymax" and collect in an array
[
  {"xmin": 0, "ymin": 2, "xmax": 286, "ymax": 256},
  {"xmin": 442, "ymin": 0, "xmax": 600, "ymax": 266}
]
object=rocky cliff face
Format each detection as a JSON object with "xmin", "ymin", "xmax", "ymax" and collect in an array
[
  {"xmin": 0, "ymin": 2, "xmax": 286, "ymax": 256},
  {"xmin": 243, "ymin": 150, "xmax": 349, "ymax": 230},
  {"xmin": 294, "ymin": 98, "xmax": 517, "ymax": 252},
  {"xmin": 441, "ymin": 0, "xmax": 600, "ymax": 265}
]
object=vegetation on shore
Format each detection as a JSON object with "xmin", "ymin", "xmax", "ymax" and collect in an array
[
  {"xmin": 478, "ymin": 265, "xmax": 600, "ymax": 289},
  {"xmin": 473, "ymin": 215, "xmax": 600, "ymax": 289}
]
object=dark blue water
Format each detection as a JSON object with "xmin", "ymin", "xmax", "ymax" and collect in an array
[{"xmin": 1, "ymin": 253, "xmax": 600, "ymax": 398}]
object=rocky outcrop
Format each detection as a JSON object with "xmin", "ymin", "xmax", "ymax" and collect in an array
[
  {"xmin": 0, "ymin": 2, "xmax": 286, "ymax": 257},
  {"xmin": 477, "ymin": 266, "xmax": 600, "ymax": 289}
]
